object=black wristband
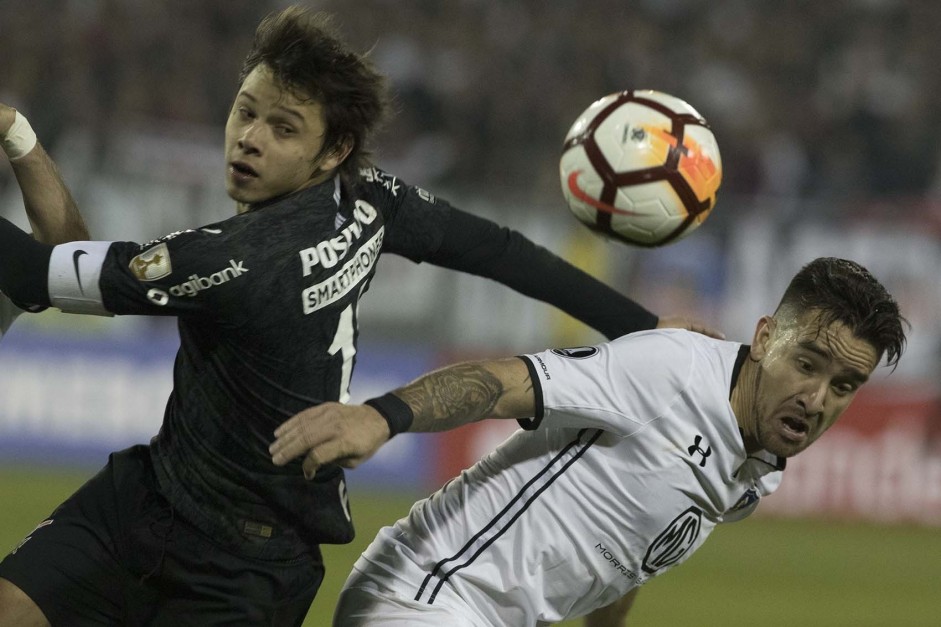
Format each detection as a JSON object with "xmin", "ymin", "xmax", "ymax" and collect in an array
[{"xmin": 364, "ymin": 393, "xmax": 414, "ymax": 438}]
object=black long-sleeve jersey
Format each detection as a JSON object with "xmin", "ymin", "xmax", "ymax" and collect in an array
[{"xmin": 5, "ymin": 168, "xmax": 658, "ymax": 559}]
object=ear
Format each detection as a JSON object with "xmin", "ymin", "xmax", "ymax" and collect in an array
[
  {"xmin": 750, "ymin": 315, "xmax": 775, "ymax": 361},
  {"xmin": 317, "ymin": 137, "xmax": 353, "ymax": 173}
]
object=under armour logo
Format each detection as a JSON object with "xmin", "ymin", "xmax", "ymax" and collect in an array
[{"xmin": 687, "ymin": 435, "xmax": 711, "ymax": 467}]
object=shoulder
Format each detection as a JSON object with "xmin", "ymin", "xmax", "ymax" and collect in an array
[
  {"xmin": 352, "ymin": 167, "xmax": 443, "ymax": 211},
  {"xmin": 606, "ymin": 328, "xmax": 698, "ymax": 372},
  {"xmin": 607, "ymin": 329, "xmax": 697, "ymax": 392},
  {"xmin": 531, "ymin": 330, "xmax": 701, "ymax": 404},
  {"xmin": 609, "ymin": 328, "xmax": 733, "ymax": 366},
  {"xmin": 607, "ymin": 329, "xmax": 738, "ymax": 405},
  {"xmin": 522, "ymin": 330, "xmax": 706, "ymax": 432},
  {"xmin": 108, "ymin": 217, "xmax": 260, "ymax": 281},
  {"xmin": 353, "ymin": 167, "xmax": 405, "ymax": 200}
]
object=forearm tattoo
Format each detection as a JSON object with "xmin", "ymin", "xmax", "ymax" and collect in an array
[{"xmin": 396, "ymin": 363, "xmax": 504, "ymax": 431}]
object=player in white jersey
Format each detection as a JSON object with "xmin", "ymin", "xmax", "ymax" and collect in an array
[
  {"xmin": 270, "ymin": 256, "xmax": 907, "ymax": 626},
  {"xmin": 342, "ymin": 332, "xmax": 780, "ymax": 626}
]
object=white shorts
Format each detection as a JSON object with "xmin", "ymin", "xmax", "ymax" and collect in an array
[{"xmin": 334, "ymin": 578, "xmax": 482, "ymax": 627}]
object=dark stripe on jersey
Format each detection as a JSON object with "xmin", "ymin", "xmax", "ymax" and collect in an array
[
  {"xmin": 729, "ymin": 344, "xmax": 749, "ymax": 399},
  {"xmin": 414, "ymin": 428, "xmax": 604, "ymax": 605},
  {"xmin": 515, "ymin": 355, "xmax": 544, "ymax": 431}
]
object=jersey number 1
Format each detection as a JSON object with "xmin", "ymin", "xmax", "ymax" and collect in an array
[{"xmin": 328, "ymin": 303, "xmax": 356, "ymax": 403}]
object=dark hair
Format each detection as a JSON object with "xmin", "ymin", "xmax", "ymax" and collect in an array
[
  {"xmin": 775, "ymin": 257, "xmax": 907, "ymax": 368},
  {"xmin": 238, "ymin": 6, "xmax": 389, "ymax": 182}
]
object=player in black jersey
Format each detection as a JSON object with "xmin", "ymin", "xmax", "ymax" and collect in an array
[{"xmin": 0, "ymin": 7, "xmax": 720, "ymax": 626}]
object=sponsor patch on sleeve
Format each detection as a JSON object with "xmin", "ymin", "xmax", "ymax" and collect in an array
[
  {"xmin": 129, "ymin": 243, "xmax": 172, "ymax": 281},
  {"xmin": 550, "ymin": 346, "xmax": 599, "ymax": 359}
]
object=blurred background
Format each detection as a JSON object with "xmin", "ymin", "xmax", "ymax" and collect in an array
[{"xmin": 1, "ymin": 1, "xmax": 940, "ymax": 625}]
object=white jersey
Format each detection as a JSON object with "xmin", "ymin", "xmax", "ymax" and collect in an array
[
  {"xmin": 0, "ymin": 291, "xmax": 22, "ymax": 341},
  {"xmin": 342, "ymin": 330, "xmax": 784, "ymax": 626}
]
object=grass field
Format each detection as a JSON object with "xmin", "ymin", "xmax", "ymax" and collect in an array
[{"xmin": 2, "ymin": 465, "xmax": 939, "ymax": 626}]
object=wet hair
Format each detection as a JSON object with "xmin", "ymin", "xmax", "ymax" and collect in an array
[
  {"xmin": 238, "ymin": 6, "xmax": 390, "ymax": 182},
  {"xmin": 774, "ymin": 257, "xmax": 907, "ymax": 368}
]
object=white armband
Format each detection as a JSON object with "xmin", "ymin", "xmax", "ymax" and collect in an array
[
  {"xmin": 2, "ymin": 111, "xmax": 38, "ymax": 161},
  {"xmin": 48, "ymin": 241, "xmax": 114, "ymax": 316}
]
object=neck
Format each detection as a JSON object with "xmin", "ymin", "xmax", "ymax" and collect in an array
[{"xmin": 731, "ymin": 357, "xmax": 762, "ymax": 454}]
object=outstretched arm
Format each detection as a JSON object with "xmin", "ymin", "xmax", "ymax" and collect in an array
[
  {"xmin": 394, "ymin": 358, "xmax": 534, "ymax": 431},
  {"xmin": 424, "ymin": 209, "xmax": 723, "ymax": 340},
  {"xmin": 1, "ymin": 104, "xmax": 89, "ymax": 245},
  {"xmin": 269, "ymin": 357, "xmax": 534, "ymax": 478}
]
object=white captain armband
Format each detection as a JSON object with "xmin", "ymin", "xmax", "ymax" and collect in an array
[{"xmin": 47, "ymin": 241, "xmax": 114, "ymax": 316}]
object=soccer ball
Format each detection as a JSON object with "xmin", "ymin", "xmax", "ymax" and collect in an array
[{"xmin": 559, "ymin": 90, "xmax": 722, "ymax": 247}]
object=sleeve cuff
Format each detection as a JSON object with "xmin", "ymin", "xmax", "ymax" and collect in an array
[{"xmin": 516, "ymin": 355, "xmax": 545, "ymax": 430}]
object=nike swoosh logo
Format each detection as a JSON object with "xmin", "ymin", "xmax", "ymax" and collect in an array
[
  {"xmin": 566, "ymin": 170, "xmax": 642, "ymax": 216},
  {"xmin": 200, "ymin": 228, "xmax": 222, "ymax": 234},
  {"xmin": 72, "ymin": 249, "xmax": 88, "ymax": 294}
]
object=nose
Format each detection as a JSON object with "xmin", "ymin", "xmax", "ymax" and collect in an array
[
  {"xmin": 237, "ymin": 123, "xmax": 262, "ymax": 155},
  {"xmin": 797, "ymin": 380, "xmax": 827, "ymax": 416}
]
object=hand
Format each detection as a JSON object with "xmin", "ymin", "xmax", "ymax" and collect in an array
[
  {"xmin": 657, "ymin": 314, "xmax": 725, "ymax": 340},
  {"xmin": 0, "ymin": 104, "xmax": 15, "ymax": 137},
  {"xmin": 269, "ymin": 402, "xmax": 391, "ymax": 479}
]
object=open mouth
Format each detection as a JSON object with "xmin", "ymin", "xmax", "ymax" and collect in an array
[
  {"xmin": 780, "ymin": 416, "xmax": 809, "ymax": 441},
  {"xmin": 230, "ymin": 162, "xmax": 259, "ymax": 178}
]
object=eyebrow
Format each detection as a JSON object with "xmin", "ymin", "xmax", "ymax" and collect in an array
[
  {"xmin": 798, "ymin": 340, "xmax": 830, "ymax": 360},
  {"xmin": 237, "ymin": 92, "xmax": 308, "ymax": 126},
  {"xmin": 798, "ymin": 340, "xmax": 870, "ymax": 384}
]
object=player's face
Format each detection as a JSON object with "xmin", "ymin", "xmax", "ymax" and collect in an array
[
  {"xmin": 743, "ymin": 310, "xmax": 879, "ymax": 458},
  {"xmin": 224, "ymin": 64, "xmax": 348, "ymax": 206}
]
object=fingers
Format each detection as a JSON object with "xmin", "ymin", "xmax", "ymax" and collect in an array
[
  {"xmin": 692, "ymin": 323, "xmax": 726, "ymax": 340},
  {"xmin": 301, "ymin": 446, "xmax": 369, "ymax": 480},
  {"xmin": 657, "ymin": 315, "xmax": 726, "ymax": 340},
  {"xmin": 269, "ymin": 405, "xmax": 334, "ymax": 466},
  {"xmin": 269, "ymin": 403, "xmax": 392, "ymax": 480},
  {"xmin": 300, "ymin": 443, "xmax": 357, "ymax": 480},
  {"xmin": 302, "ymin": 451, "xmax": 321, "ymax": 480}
]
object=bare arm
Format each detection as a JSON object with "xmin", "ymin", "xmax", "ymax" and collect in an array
[
  {"xmin": 583, "ymin": 588, "xmax": 640, "ymax": 627},
  {"xmin": 1, "ymin": 105, "xmax": 89, "ymax": 245},
  {"xmin": 269, "ymin": 357, "xmax": 534, "ymax": 478},
  {"xmin": 396, "ymin": 358, "xmax": 534, "ymax": 431}
]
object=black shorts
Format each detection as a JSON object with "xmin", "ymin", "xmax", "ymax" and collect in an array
[{"xmin": 0, "ymin": 445, "xmax": 324, "ymax": 626}]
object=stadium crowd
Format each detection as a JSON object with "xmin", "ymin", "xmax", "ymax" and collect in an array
[{"xmin": 1, "ymin": 0, "xmax": 940, "ymax": 216}]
